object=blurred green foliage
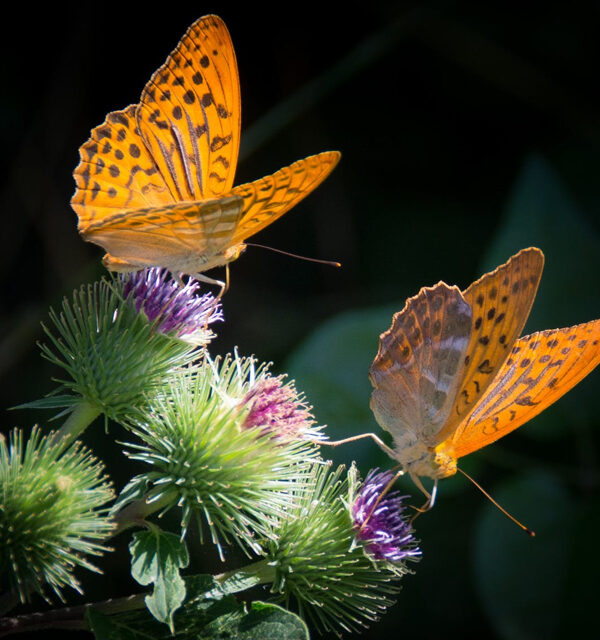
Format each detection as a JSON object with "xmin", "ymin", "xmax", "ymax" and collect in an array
[{"xmin": 2, "ymin": 3, "xmax": 600, "ymax": 639}]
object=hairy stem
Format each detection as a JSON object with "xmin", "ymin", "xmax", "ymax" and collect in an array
[
  {"xmin": 51, "ymin": 400, "xmax": 101, "ymax": 450},
  {"xmin": 0, "ymin": 594, "xmax": 145, "ymax": 636}
]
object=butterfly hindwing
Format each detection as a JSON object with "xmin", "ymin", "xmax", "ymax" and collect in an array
[
  {"xmin": 84, "ymin": 197, "xmax": 244, "ymax": 270},
  {"xmin": 451, "ymin": 320, "xmax": 600, "ymax": 458},
  {"xmin": 370, "ymin": 283, "xmax": 472, "ymax": 446},
  {"xmin": 137, "ymin": 15, "xmax": 241, "ymax": 202}
]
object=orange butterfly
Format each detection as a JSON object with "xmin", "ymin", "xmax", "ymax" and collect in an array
[
  {"xmin": 367, "ymin": 247, "xmax": 600, "ymax": 499},
  {"xmin": 71, "ymin": 15, "xmax": 340, "ymax": 290}
]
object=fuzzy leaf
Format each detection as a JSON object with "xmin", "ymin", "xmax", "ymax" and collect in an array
[
  {"xmin": 129, "ymin": 528, "xmax": 189, "ymax": 632},
  {"xmin": 203, "ymin": 602, "xmax": 310, "ymax": 639},
  {"xmin": 86, "ymin": 598, "xmax": 308, "ymax": 640}
]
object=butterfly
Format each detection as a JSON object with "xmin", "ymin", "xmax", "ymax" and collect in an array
[
  {"xmin": 368, "ymin": 247, "xmax": 600, "ymax": 499},
  {"xmin": 71, "ymin": 15, "xmax": 340, "ymax": 291}
]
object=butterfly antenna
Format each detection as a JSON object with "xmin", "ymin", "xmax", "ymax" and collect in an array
[
  {"xmin": 457, "ymin": 467, "xmax": 535, "ymax": 537},
  {"xmin": 359, "ymin": 466, "xmax": 405, "ymax": 532},
  {"xmin": 244, "ymin": 242, "xmax": 341, "ymax": 268}
]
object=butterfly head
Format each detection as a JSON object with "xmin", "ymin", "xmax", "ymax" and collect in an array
[
  {"xmin": 223, "ymin": 243, "xmax": 246, "ymax": 263},
  {"xmin": 392, "ymin": 433, "xmax": 457, "ymax": 480}
]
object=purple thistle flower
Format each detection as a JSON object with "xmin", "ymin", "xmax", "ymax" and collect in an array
[
  {"xmin": 352, "ymin": 469, "xmax": 421, "ymax": 563},
  {"xmin": 241, "ymin": 375, "xmax": 323, "ymax": 441},
  {"xmin": 122, "ymin": 268, "xmax": 223, "ymax": 345}
]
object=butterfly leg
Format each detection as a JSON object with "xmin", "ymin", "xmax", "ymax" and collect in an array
[
  {"xmin": 189, "ymin": 272, "xmax": 227, "ymax": 298},
  {"xmin": 409, "ymin": 476, "xmax": 438, "ymax": 523},
  {"xmin": 318, "ymin": 432, "xmax": 396, "ymax": 459}
]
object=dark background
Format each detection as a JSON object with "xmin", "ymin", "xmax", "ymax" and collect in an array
[{"xmin": 2, "ymin": 2, "xmax": 600, "ymax": 638}]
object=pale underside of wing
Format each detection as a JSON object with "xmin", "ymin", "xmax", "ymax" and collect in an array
[
  {"xmin": 72, "ymin": 105, "xmax": 173, "ymax": 230},
  {"xmin": 451, "ymin": 320, "xmax": 600, "ymax": 458},
  {"xmin": 370, "ymin": 283, "xmax": 472, "ymax": 445},
  {"xmin": 437, "ymin": 247, "xmax": 545, "ymax": 442},
  {"xmin": 137, "ymin": 14, "xmax": 241, "ymax": 202},
  {"xmin": 81, "ymin": 196, "xmax": 244, "ymax": 271},
  {"xmin": 229, "ymin": 151, "xmax": 341, "ymax": 245}
]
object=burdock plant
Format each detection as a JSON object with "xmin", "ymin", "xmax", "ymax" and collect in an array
[{"xmin": 0, "ymin": 267, "xmax": 420, "ymax": 638}]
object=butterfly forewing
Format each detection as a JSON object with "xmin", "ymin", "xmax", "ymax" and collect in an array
[
  {"xmin": 136, "ymin": 15, "xmax": 241, "ymax": 202},
  {"xmin": 451, "ymin": 320, "xmax": 600, "ymax": 458},
  {"xmin": 370, "ymin": 283, "xmax": 472, "ymax": 446},
  {"xmin": 83, "ymin": 197, "xmax": 243, "ymax": 270},
  {"xmin": 438, "ymin": 248, "xmax": 545, "ymax": 441},
  {"xmin": 230, "ymin": 151, "xmax": 341, "ymax": 244},
  {"xmin": 72, "ymin": 106, "xmax": 172, "ymax": 230}
]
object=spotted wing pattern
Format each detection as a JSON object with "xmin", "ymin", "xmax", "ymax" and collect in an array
[
  {"xmin": 72, "ymin": 15, "xmax": 339, "ymax": 279},
  {"xmin": 370, "ymin": 283, "xmax": 472, "ymax": 445},
  {"xmin": 230, "ymin": 151, "xmax": 341, "ymax": 244},
  {"xmin": 137, "ymin": 15, "xmax": 240, "ymax": 201},
  {"xmin": 438, "ymin": 248, "xmax": 545, "ymax": 441},
  {"xmin": 72, "ymin": 105, "xmax": 172, "ymax": 230},
  {"xmin": 452, "ymin": 320, "xmax": 600, "ymax": 458}
]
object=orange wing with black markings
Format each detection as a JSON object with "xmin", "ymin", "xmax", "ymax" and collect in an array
[
  {"xmin": 436, "ymin": 248, "xmax": 544, "ymax": 442},
  {"xmin": 230, "ymin": 152, "xmax": 340, "ymax": 245},
  {"xmin": 137, "ymin": 15, "xmax": 240, "ymax": 201},
  {"xmin": 368, "ymin": 247, "xmax": 600, "ymax": 482},
  {"xmin": 71, "ymin": 15, "xmax": 340, "ymax": 281},
  {"xmin": 452, "ymin": 320, "xmax": 600, "ymax": 458}
]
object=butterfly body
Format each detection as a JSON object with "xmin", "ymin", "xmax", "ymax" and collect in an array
[
  {"xmin": 72, "ymin": 16, "xmax": 340, "ymax": 282},
  {"xmin": 370, "ymin": 247, "xmax": 600, "ymax": 483}
]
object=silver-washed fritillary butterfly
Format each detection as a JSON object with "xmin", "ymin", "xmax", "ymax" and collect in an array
[
  {"xmin": 71, "ymin": 15, "xmax": 340, "ymax": 290},
  {"xmin": 366, "ymin": 248, "xmax": 600, "ymax": 497}
]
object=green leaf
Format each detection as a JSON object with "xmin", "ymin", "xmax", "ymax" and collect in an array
[
  {"xmin": 129, "ymin": 528, "xmax": 189, "ymax": 632},
  {"xmin": 202, "ymin": 602, "xmax": 309, "ymax": 640},
  {"xmin": 473, "ymin": 471, "xmax": 574, "ymax": 640},
  {"xmin": 87, "ymin": 608, "xmax": 123, "ymax": 640},
  {"xmin": 12, "ymin": 394, "xmax": 79, "ymax": 410},
  {"xmin": 86, "ymin": 598, "xmax": 308, "ymax": 640}
]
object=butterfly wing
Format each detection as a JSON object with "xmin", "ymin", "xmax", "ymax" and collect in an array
[
  {"xmin": 228, "ymin": 151, "xmax": 341, "ymax": 244},
  {"xmin": 435, "ymin": 247, "xmax": 545, "ymax": 442},
  {"xmin": 451, "ymin": 320, "xmax": 600, "ymax": 458},
  {"xmin": 370, "ymin": 283, "xmax": 472, "ymax": 446},
  {"xmin": 72, "ymin": 105, "xmax": 173, "ymax": 231},
  {"xmin": 82, "ymin": 196, "xmax": 244, "ymax": 270},
  {"xmin": 136, "ymin": 15, "xmax": 240, "ymax": 202}
]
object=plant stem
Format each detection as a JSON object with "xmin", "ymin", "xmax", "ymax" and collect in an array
[
  {"xmin": 51, "ymin": 400, "xmax": 101, "ymax": 450},
  {"xmin": 0, "ymin": 593, "xmax": 145, "ymax": 636},
  {"xmin": 213, "ymin": 559, "xmax": 276, "ymax": 593},
  {"xmin": 0, "ymin": 562, "xmax": 278, "ymax": 636},
  {"xmin": 111, "ymin": 490, "xmax": 177, "ymax": 537}
]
